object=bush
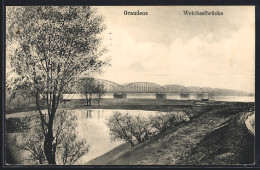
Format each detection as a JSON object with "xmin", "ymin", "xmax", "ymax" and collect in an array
[
  {"xmin": 184, "ymin": 105, "xmax": 213, "ymax": 118},
  {"xmin": 107, "ymin": 111, "xmax": 190, "ymax": 147},
  {"xmin": 107, "ymin": 112, "xmax": 154, "ymax": 146},
  {"xmin": 130, "ymin": 115, "xmax": 154, "ymax": 143},
  {"xmin": 150, "ymin": 112, "xmax": 190, "ymax": 133},
  {"xmin": 107, "ymin": 112, "xmax": 137, "ymax": 147}
]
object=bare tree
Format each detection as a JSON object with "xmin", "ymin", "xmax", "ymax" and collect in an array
[
  {"xmin": 53, "ymin": 111, "xmax": 89, "ymax": 165},
  {"xmin": 107, "ymin": 112, "xmax": 190, "ymax": 147},
  {"xmin": 107, "ymin": 112, "xmax": 154, "ymax": 147},
  {"xmin": 129, "ymin": 115, "xmax": 154, "ymax": 143},
  {"xmin": 149, "ymin": 113, "xmax": 170, "ymax": 133},
  {"xmin": 12, "ymin": 110, "xmax": 89, "ymax": 165},
  {"xmin": 94, "ymin": 82, "xmax": 106, "ymax": 106},
  {"xmin": 78, "ymin": 78, "xmax": 95, "ymax": 106},
  {"xmin": 6, "ymin": 6, "xmax": 109, "ymax": 164},
  {"xmin": 107, "ymin": 112, "xmax": 136, "ymax": 147},
  {"xmin": 12, "ymin": 116, "xmax": 47, "ymax": 164},
  {"xmin": 78, "ymin": 78, "xmax": 106, "ymax": 106}
]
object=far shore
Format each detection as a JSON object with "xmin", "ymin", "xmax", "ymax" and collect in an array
[{"xmin": 5, "ymin": 98, "xmax": 254, "ymax": 115}]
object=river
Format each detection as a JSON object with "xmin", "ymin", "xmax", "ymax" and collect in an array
[
  {"xmin": 63, "ymin": 94, "xmax": 254, "ymax": 102},
  {"xmin": 75, "ymin": 109, "xmax": 185, "ymax": 163},
  {"xmin": 6, "ymin": 109, "xmax": 187, "ymax": 164}
]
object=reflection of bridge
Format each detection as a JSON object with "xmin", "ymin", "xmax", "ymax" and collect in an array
[{"xmin": 70, "ymin": 77, "xmax": 247, "ymax": 100}]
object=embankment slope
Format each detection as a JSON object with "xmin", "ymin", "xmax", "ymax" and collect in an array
[{"xmin": 88, "ymin": 110, "xmax": 254, "ymax": 165}]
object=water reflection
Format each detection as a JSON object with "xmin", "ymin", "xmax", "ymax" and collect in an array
[{"xmin": 86, "ymin": 110, "xmax": 92, "ymax": 119}]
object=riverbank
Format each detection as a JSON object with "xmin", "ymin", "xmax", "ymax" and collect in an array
[
  {"xmin": 5, "ymin": 98, "xmax": 194, "ymax": 114},
  {"xmin": 5, "ymin": 99, "xmax": 254, "ymax": 165},
  {"xmin": 5, "ymin": 98, "xmax": 252, "ymax": 114},
  {"xmin": 87, "ymin": 108, "xmax": 254, "ymax": 165}
]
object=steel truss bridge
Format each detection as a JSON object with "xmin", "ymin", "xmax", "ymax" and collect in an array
[{"xmin": 70, "ymin": 77, "xmax": 247, "ymax": 99}]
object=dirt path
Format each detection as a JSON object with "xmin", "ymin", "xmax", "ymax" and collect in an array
[{"xmin": 91, "ymin": 111, "xmax": 231, "ymax": 165}]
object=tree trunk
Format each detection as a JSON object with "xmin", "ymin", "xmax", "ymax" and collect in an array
[
  {"xmin": 86, "ymin": 97, "xmax": 89, "ymax": 106},
  {"xmin": 44, "ymin": 127, "xmax": 56, "ymax": 164},
  {"xmin": 97, "ymin": 97, "xmax": 100, "ymax": 106},
  {"xmin": 44, "ymin": 98, "xmax": 57, "ymax": 165},
  {"xmin": 137, "ymin": 137, "xmax": 142, "ymax": 144},
  {"xmin": 39, "ymin": 159, "xmax": 43, "ymax": 164},
  {"xmin": 129, "ymin": 140, "xmax": 135, "ymax": 147},
  {"xmin": 89, "ymin": 93, "xmax": 92, "ymax": 106}
]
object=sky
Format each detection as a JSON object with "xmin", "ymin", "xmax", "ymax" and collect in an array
[
  {"xmin": 94, "ymin": 6, "xmax": 255, "ymax": 93},
  {"xmin": 5, "ymin": 6, "xmax": 255, "ymax": 93}
]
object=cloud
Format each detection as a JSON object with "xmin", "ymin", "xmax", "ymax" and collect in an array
[
  {"xmin": 128, "ymin": 62, "xmax": 145, "ymax": 72},
  {"xmin": 99, "ymin": 25, "xmax": 254, "ymax": 92}
]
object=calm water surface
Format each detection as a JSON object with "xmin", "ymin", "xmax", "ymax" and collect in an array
[{"xmin": 74, "ymin": 109, "xmax": 181, "ymax": 163}]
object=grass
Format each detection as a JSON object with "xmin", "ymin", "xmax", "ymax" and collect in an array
[
  {"xmin": 5, "ymin": 98, "xmax": 251, "ymax": 114},
  {"xmin": 87, "ymin": 103, "xmax": 254, "ymax": 165},
  {"xmin": 6, "ymin": 98, "xmax": 196, "ymax": 114},
  {"xmin": 177, "ymin": 112, "xmax": 255, "ymax": 165}
]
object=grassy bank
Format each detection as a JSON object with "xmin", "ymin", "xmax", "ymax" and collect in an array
[
  {"xmin": 6, "ymin": 98, "xmax": 196, "ymax": 114},
  {"xmin": 87, "ymin": 105, "xmax": 254, "ymax": 165},
  {"xmin": 176, "ymin": 112, "xmax": 254, "ymax": 165}
]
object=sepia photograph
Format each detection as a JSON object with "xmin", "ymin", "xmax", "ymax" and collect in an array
[{"xmin": 4, "ymin": 5, "xmax": 255, "ymax": 166}]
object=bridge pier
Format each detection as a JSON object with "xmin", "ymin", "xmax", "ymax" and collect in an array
[
  {"xmin": 113, "ymin": 92, "xmax": 127, "ymax": 98},
  {"xmin": 180, "ymin": 93, "xmax": 190, "ymax": 99},
  {"xmin": 208, "ymin": 93, "xmax": 215, "ymax": 99},
  {"xmin": 197, "ymin": 93, "xmax": 205, "ymax": 99},
  {"xmin": 156, "ymin": 93, "xmax": 167, "ymax": 99}
]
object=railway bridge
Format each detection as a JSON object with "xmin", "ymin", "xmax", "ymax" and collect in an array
[{"xmin": 68, "ymin": 77, "xmax": 218, "ymax": 100}]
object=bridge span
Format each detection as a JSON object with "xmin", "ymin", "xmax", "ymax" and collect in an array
[{"xmin": 64, "ymin": 77, "xmax": 247, "ymax": 100}]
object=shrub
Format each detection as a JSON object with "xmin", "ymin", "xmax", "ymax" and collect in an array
[
  {"xmin": 150, "ymin": 112, "xmax": 190, "ymax": 133},
  {"xmin": 11, "ymin": 110, "xmax": 89, "ymax": 165},
  {"xmin": 107, "ymin": 112, "xmax": 155, "ymax": 146},
  {"xmin": 130, "ymin": 115, "xmax": 154, "ymax": 143},
  {"xmin": 184, "ymin": 105, "xmax": 213, "ymax": 118},
  {"xmin": 107, "ymin": 112, "xmax": 136, "ymax": 147},
  {"xmin": 107, "ymin": 111, "xmax": 190, "ymax": 147}
]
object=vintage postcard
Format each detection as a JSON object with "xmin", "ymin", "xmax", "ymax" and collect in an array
[{"xmin": 4, "ymin": 5, "xmax": 255, "ymax": 166}]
